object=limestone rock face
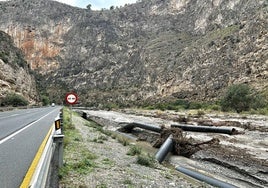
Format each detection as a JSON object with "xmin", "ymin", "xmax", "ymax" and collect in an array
[
  {"xmin": 0, "ymin": 0, "xmax": 267, "ymax": 105},
  {"xmin": 0, "ymin": 31, "xmax": 38, "ymax": 104}
]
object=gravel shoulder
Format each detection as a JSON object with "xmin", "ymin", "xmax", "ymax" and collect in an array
[{"xmin": 59, "ymin": 114, "xmax": 205, "ymax": 188}]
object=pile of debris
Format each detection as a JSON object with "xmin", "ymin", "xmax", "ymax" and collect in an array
[
  {"xmin": 153, "ymin": 128, "xmax": 220, "ymax": 157},
  {"xmin": 119, "ymin": 124, "xmax": 220, "ymax": 158}
]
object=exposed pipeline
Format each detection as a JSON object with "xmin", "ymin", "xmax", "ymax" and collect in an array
[
  {"xmin": 176, "ymin": 166, "xmax": 238, "ymax": 188},
  {"xmin": 154, "ymin": 133, "xmax": 237, "ymax": 187},
  {"xmin": 171, "ymin": 124, "xmax": 237, "ymax": 135},
  {"xmin": 155, "ymin": 135, "xmax": 173, "ymax": 163},
  {"xmin": 122, "ymin": 122, "xmax": 162, "ymax": 133}
]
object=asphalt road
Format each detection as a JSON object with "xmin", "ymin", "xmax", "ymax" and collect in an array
[{"xmin": 0, "ymin": 106, "xmax": 62, "ymax": 188}]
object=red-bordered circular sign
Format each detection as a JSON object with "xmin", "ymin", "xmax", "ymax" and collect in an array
[{"xmin": 65, "ymin": 92, "xmax": 78, "ymax": 105}]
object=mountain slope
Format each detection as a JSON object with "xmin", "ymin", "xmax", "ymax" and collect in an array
[
  {"xmin": 0, "ymin": 31, "xmax": 38, "ymax": 104},
  {"xmin": 0, "ymin": 0, "xmax": 267, "ymax": 105}
]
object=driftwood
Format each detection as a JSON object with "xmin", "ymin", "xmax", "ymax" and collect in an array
[{"xmin": 153, "ymin": 127, "xmax": 219, "ymax": 157}]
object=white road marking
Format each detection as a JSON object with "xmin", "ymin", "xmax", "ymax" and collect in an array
[
  {"xmin": 0, "ymin": 110, "xmax": 56, "ymax": 145},
  {"xmin": 0, "ymin": 114, "xmax": 19, "ymax": 120}
]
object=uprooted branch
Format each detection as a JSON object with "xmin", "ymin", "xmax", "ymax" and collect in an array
[{"xmin": 153, "ymin": 128, "xmax": 220, "ymax": 157}]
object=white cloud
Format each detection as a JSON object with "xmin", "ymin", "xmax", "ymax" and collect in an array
[
  {"xmin": 58, "ymin": 0, "xmax": 138, "ymax": 10},
  {"xmin": 89, "ymin": 0, "xmax": 137, "ymax": 10},
  {"xmin": 0, "ymin": 0, "xmax": 138, "ymax": 9},
  {"xmin": 51, "ymin": 0, "xmax": 77, "ymax": 7}
]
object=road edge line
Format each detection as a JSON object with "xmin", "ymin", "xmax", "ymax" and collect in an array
[
  {"xmin": 20, "ymin": 125, "xmax": 54, "ymax": 188},
  {"xmin": 0, "ymin": 109, "xmax": 56, "ymax": 145}
]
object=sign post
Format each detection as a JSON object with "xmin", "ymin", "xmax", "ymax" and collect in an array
[{"xmin": 65, "ymin": 92, "xmax": 78, "ymax": 126}]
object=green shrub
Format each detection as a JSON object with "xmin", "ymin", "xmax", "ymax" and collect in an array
[
  {"xmin": 220, "ymin": 84, "xmax": 267, "ymax": 113},
  {"xmin": 197, "ymin": 110, "xmax": 205, "ymax": 117},
  {"xmin": 173, "ymin": 99, "xmax": 190, "ymax": 109},
  {"xmin": 117, "ymin": 135, "xmax": 130, "ymax": 146},
  {"xmin": 1, "ymin": 93, "xmax": 29, "ymax": 107},
  {"xmin": 209, "ymin": 104, "xmax": 221, "ymax": 111},
  {"xmin": 102, "ymin": 102, "xmax": 119, "ymax": 110},
  {"xmin": 123, "ymin": 179, "xmax": 133, "ymax": 185},
  {"xmin": 257, "ymin": 107, "xmax": 268, "ymax": 115},
  {"xmin": 142, "ymin": 99, "xmax": 214, "ymax": 111},
  {"xmin": 136, "ymin": 154, "xmax": 155, "ymax": 167},
  {"xmin": 189, "ymin": 101, "xmax": 203, "ymax": 109},
  {"xmin": 251, "ymin": 94, "xmax": 267, "ymax": 110},
  {"xmin": 41, "ymin": 95, "xmax": 50, "ymax": 106},
  {"xmin": 127, "ymin": 145, "xmax": 142, "ymax": 156}
]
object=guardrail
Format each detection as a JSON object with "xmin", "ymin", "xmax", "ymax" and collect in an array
[
  {"xmin": 0, "ymin": 105, "xmax": 43, "ymax": 112},
  {"xmin": 22, "ymin": 113, "xmax": 64, "ymax": 188}
]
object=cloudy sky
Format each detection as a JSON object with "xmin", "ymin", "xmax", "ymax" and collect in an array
[
  {"xmin": 0, "ymin": 0, "xmax": 137, "ymax": 10},
  {"xmin": 59, "ymin": 0, "xmax": 138, "ymax": 9}
]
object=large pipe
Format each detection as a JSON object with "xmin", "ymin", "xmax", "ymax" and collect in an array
[
  {"xmin": 122, "ymin": 122, "xmax": 162, "ymax": 133},
  {"xmin": 171, "ymin": 124, "xmax": 237, "ymax": 135},
  {"xmin": 155, "ymin": 135, "xmax": 173, "ymax": 163},
  {"xmin": 176, "ymin": 166, "xmax": 237, "ymax": 188}
]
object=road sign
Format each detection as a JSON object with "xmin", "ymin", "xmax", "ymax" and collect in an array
[{"xmin": 65, "ymin": 92, "xmax": 78, "ymax": 105}]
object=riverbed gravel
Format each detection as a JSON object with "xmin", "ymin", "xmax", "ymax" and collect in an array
[
  {"xmin": 59, "ymin": 114, "xmax": 206, "ymax": 188},
  {"xmin": 80, "ymin": 108, "xmax": 268, "ymax": 188}
]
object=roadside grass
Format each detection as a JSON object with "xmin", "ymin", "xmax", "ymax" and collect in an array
[
  {"xmin": 59, "ymin": 107, "xmax": 98, "ymax": 181},
  {"xmin": 83, "ymin": 117, "xmax": 157, "ymax": 168},
  {"xmin": 127, "ymin": 145, "xmax": 142, "ymax": 156},
  {"xmin": 84, "ymin": 120, "xmax": 112, "ymax": 136},
  {"xmin": 117, "ymin": 135, "xmax": 130, "ymax": 146},
  {"xmin": 101, "ymin": 158, "xmax": 115, "ymax": 166},
  {"xmin": 122, "ymin": 179, "xmax": 134, "ymax": 187},
  {"xmin": 60, "ymin": 107, "xmax": 160, "ymax": 187},
  {"xmin": 136, "ymin": 153, "xmax": 155, "ymax": 168},
  {"xmin": 84, "ymin": 120, "xmax": 132, "ymax": 146},
  {"xmin": 126, "ymin": 144, "xmax": 156, "ymax": 168}
]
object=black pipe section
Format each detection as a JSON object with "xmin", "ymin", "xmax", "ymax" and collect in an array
[
  {"xmin": 82, "ymin": 112, "xmax": 87, "ymax": 119},
  {"xmin": 155, "ymin": 135, "xmax": 173, "ymax": 163},
  {"xmin": 176, "ymin": 166, "xmax": 238, "ymax": 188},
  {"xmin": 115, "ymin": 131, "xmax": 137, "ymax": 140},
  {"xmin": 122, "ymin": 122, "xmax": 162, "ymax": 133},
  {"xmin": 171, "ymin": 124, "xmax": 236, "ymax": 135}
]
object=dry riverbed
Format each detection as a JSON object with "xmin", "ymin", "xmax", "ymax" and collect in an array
[
  {"xmin": 59, "ymin": 112, "xmax": 207, "ymax": 188},
  {"xmin": 75, "ymin": 108, "xmax": 268, "ymax": 188}
]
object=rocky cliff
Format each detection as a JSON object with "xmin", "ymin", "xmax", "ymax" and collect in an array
[
  {"xmin": 0, "ymin": 0, "xmax": 267, "ymax": 106},
  {"xmin": 0, "ymin": 31, "xmax": 38, "ymax": 104}
]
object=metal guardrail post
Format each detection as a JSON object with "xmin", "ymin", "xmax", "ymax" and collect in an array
[
  {"xmin": 59, "ymin": 110, "xmax": 64, "ymax": 134},
  {"xmin": 47, "ymin": 114, "xmax": 65, "ymax": 188},
  {"xmin": 23, "ymin": 113, "xmax": 65, "ymax": 188},
  {"xmin": 53, "ymin": 135, "xmax": 64, "ymax": 168},
  {"xmin": 53, "ymin": 116, "xmax": 64, "ymax": 168}
]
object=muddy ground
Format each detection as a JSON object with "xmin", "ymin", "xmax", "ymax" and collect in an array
[{"xmin": 79, "ymin": 109, "xmax": 268, "ymax": 188}]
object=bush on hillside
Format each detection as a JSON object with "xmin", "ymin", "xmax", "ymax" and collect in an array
[
  {"xmin": 1, "ymin": 93, "xmax": 29, "ymax": 107},
  {"xmin": 220, "ymin": 84, "xmax": 266, "ymax": 113},
  {"xmin": 41, "ymin": 95, "xmax": 50, "ymax": 106}
]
